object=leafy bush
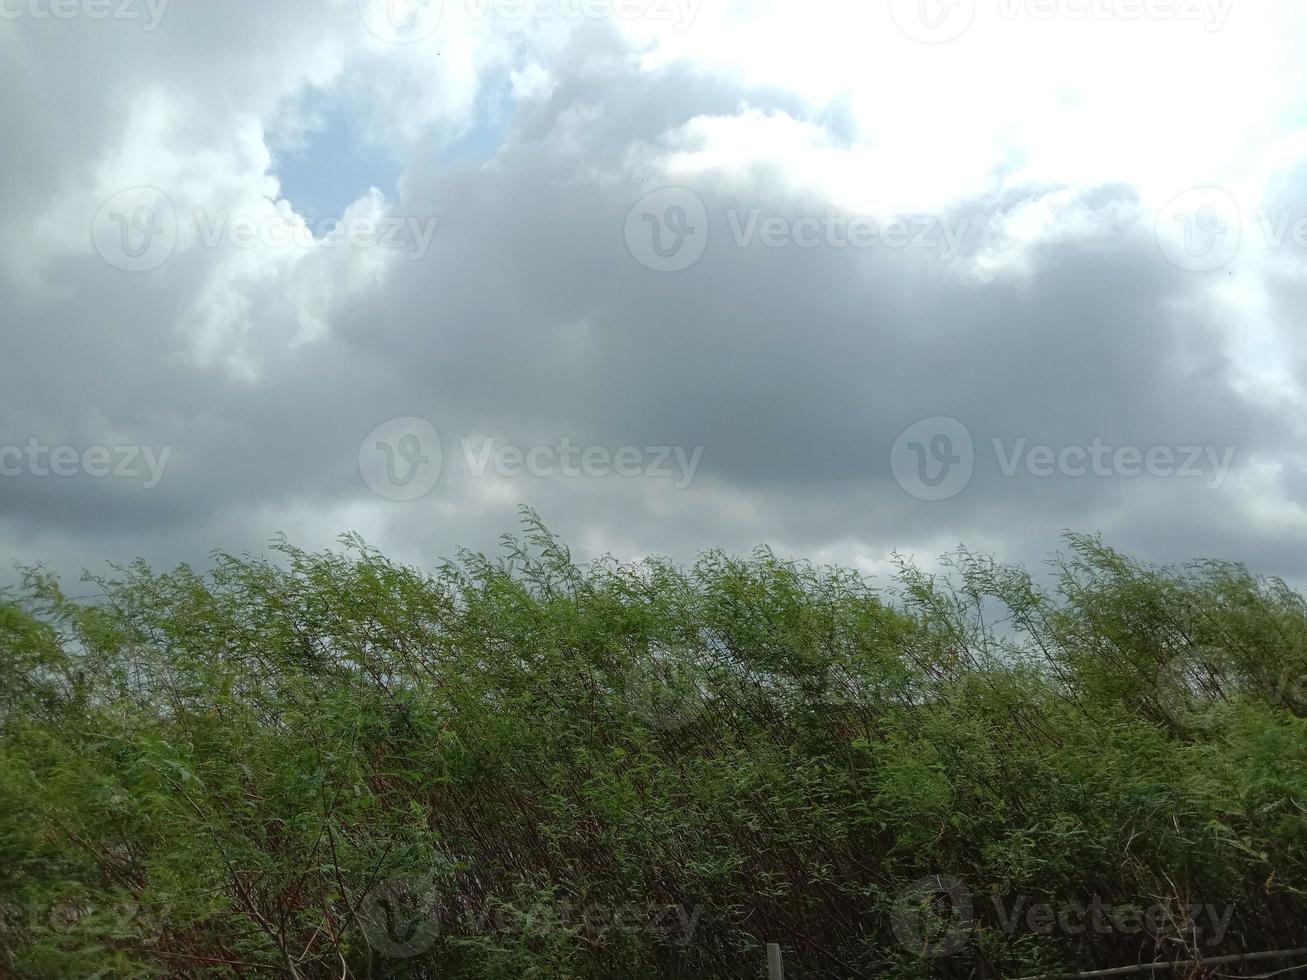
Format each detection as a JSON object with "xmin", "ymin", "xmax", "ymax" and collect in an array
[{"xmin": 2, "ymin": 513, "xmax": 1305, "ymax": 977}]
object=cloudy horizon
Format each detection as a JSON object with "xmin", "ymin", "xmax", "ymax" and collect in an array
[{"xmin": 4, "ymin": 0, "xmax": 1307, "ymax": 591}]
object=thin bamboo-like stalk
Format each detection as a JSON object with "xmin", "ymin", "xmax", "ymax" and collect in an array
[{"xmin": 1009, "ymin": 946, "xmax": 1307, "ymax": 980}]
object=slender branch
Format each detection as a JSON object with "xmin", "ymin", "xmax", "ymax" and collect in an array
[{"xmin": 1010, "ymin": 947, "xmax": 1307, "ymax": 980}]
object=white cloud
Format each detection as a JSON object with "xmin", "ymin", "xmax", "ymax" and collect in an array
[{"xmin": 4, "ymin": 0, "xmax": 1307, "ymax": 590}]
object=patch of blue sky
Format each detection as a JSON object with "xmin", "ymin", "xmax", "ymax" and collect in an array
[{"xmin": 272, "ymin": 74, "xmax": 515, "ymax": 230}]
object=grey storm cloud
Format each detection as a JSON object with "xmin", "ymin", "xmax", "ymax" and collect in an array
[{"xmin": 3, "ymin": 0, "xmax": 1307, "ymax": 589}]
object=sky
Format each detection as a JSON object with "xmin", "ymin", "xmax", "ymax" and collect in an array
[{"xmin": 3, "ymin": 0, "xmax": 1307, "ymax": 590}]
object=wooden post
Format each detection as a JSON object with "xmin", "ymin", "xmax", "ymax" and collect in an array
[{"xmin": 767, "ymin": 942, "xmax": 785, "ymax": 979}]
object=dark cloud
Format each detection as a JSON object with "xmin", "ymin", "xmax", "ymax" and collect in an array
[{"xmin": 2, "ymin": 3, "xmax": 1305, "ymax": 592}]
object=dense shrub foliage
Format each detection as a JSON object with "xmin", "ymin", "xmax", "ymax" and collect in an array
[{"xmin": 2, "ymin": 513, "xmax": 1306, "ymax": 978}]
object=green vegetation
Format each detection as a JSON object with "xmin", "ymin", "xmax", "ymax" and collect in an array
[{"xmin": 2, "ymin": 512, "xmax": 1305, "ymax": 978}]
